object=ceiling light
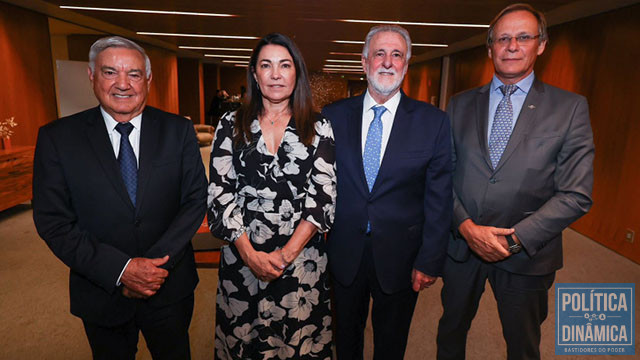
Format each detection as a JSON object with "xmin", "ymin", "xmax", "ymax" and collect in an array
[
  {"xmin": 329, "ymin": 52, "xmax": 362, "ymax": 56},
  {"xmin": 222, "ymin": 60, "xmax": 249, "ymax": 64},
  {"xmin": 204, "ymin": 54, "xmax": 251, "ymax": 59},
  {"xmin": 324, "ymin": 64, "xmax": 362, "ymax": 68},
  {"xmin": 60, "ymin": 6, "xmax": 235, "ymax": 17},
  {"xmin": 326, "ymin": 59, "xmax": 362, "ymax": 63},
  {"xmin": 234, "ymin": 64, "xmax": 248, "ymax": 68},
  {"xmin": 339, "ymin": 19, "xmax": 488, "ymax": 28},
  {"xmin": 179, "ymin": 46, "xmax": 253, "ymax": 52},
  {"xmin": 323, "ymin": 67, "xmax": 364, "ymax": 71},
  {"xmin": 333, "ymin": 40, "xmax": 447, "ymax": 48},
  {"xmin": 138, "ymin": 32, "xmax": 258, "ymax": 40}
]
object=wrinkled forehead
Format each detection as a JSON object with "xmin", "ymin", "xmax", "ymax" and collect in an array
[
  {"xmin": 97, "ymin": 47, "xmax": 146, "ymax": 69},
  {"xmin": 368, "ymin": 31, "xmax": 407, "ymax": 56}
]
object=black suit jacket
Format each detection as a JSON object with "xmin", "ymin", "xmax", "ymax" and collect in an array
[
  {"xmin": 33, "ymin": 106, "xmax": 207, "ymax": 326},
  {"xmin": 447, "ymin": 78, "xmax": 594, "ymax": 275},
  {"xmin": 322, "ymin": 92, "xmax": 452, "ymax": 294}
]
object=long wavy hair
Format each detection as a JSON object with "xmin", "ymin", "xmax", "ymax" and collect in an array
[{"xmin": 234, "ymin": 33, "xmax": 315, "ymax": 146}]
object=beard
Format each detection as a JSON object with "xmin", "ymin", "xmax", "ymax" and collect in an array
[{"xmin": 367, "ymin": 68, "xmax": 406, "ymax": 96}]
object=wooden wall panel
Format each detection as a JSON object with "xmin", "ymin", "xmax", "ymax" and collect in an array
[
  {"xmin": 309, "ymin": 72, "xmax": 348, "ymax": 112},
  {"xmin": 535, "ymin": 5, "xmax": 640, "ymax": 263},
  {"xmin": 402, "ymin": 58, "xmax": 442, "ymax": 106},
  {"xmin": 202, "ymin": 63, "xmax": 219, "ymax": 122},
  {"xmin": 219, "ymin": 67, "xmax": 247, "ymax": 99},
  {"xmin": 441, "ymin": 4, "xmax": 640, "ymax": 263},
  {"xmin": 0, "ymin": 2, "xmax": 57, "ymax": 146},
  {"xmin": 178, "ymin": 58, "xmax": 205, "ymax": 124}
]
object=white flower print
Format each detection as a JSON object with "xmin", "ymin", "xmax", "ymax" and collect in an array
[
  {"xmin": 233, "ymin": 323, "xmax": 258, "ymax": 344},
  {"xmin": 208, "ymin": 182, "xmax": 234, "ymax": 208},
  {"xmin": 314, "ymin": 119, "xmax": 334, "ymax": 140},
  {"xmin": 300, "ymin": 324, "xmax": 332, "ymax": 356},
  {"xmin": 291, "ymin": 324, "xmax": 316, "ymax": 347},
  {"xmin": 243, "ymin": 186, "xmax": 277, "ymax": 212},
  {"xmin": 239, "ymin": 265, "xmax": 268, "ymax": 296},
  {"xmin": 261, "ymin": 335, "xmax": 295, "ymax": 360},
  {"xmin": 221, "ymin": 246, "xmax": 237, "ymax": 266},
  {"xmin": 280, "ymin": 288, "xmax": 320, "ymax": 321},
  {"xmin": 263, "ymin": 200, "xmax": 300, "ymax": 236},
  {"xmin": 254, "ymin": 298, "xmax": 286, "ymax": 327},
  {"xmin": 311, "ymin": 157, "xmax": 336, "ymax": 198},
  {"xmin": 215, "ymin": 324, "xmax": 236, "ymax": 360},
  {"xmin": 292, "ymin": 247, "xmax": 327, "ymax": 287},
  {"xmin": 217, "ymin": 280, "xmax": 249, "ymax": 319},
  {"xmin": 212, "ymin": 138, "xmax": 236, "ymax": 180},
  {"xmin": 249, "ymin": 218, "xmax": 275, "ymax": 245}
]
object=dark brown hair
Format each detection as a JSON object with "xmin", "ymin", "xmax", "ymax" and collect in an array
[
  {"xmin": 234, "ymin": 33, "xmax": 315, "ymax": 146},
  {"xmin": 487, "ymin": 3, "xmax": 548, "ymax": 47}
]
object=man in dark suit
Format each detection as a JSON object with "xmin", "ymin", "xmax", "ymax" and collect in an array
[
  {"xmin": 322, "ymin": 25, "xmax": 452, "ymax": 359},
  {"xmin": 32, "ymin": 36, "xmax": 207, "ymax": 359},
  {"xmin": 436, "ymin": 4, "xmax": 594, "ymax": 359}
]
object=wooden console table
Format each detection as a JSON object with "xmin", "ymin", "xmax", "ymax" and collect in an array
[{"xmin": 0, "ymin": 146, "xmax": 35, "ymax": 212}]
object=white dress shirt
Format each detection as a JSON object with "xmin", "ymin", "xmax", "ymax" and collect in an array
[
  {"xmin": 100, "ymin": 107, "xmax": 142, "ymax": 285},
  {"xmin": 361, "ymin": 90, "xmax": 402, "ymax": 164}
]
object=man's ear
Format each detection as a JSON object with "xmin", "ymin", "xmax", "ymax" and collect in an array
[
  {"xmin": 536, "ymin": 40, "xmax": 547, "ymax": 56},
  {"xmin": 88, "ymin": 67, "xmax": 94, "ymax": 83}
]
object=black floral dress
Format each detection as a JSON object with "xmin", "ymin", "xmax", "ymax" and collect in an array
[{"xmin": 208, "ymin": 111, "xmax": 336, "ymax": 360}]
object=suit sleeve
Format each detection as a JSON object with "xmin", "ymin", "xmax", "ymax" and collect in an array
[
  {"xmin": 207, "ymin": 112, "xmax": 245, "ymax": 242},
  {"xmin": 32, "ymin": 127, "xmax": 130, "ymax": 294},
  {"xmin": 413, "ymin": 112, "xmax": 453, "ymax": 276},
  {"xmin": 513, "ymin": 96, "xmax": 594, "ymax": 256},
  {"xmin": 143, "ymin": 117, "xmax": 208, "ymax": 268}
]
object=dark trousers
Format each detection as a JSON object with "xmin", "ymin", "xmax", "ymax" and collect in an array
[
  {"xmin": 437, "ymin": 254, "xmax": 555, "ymax": 360},
  {"xmin": 83, "ymin": 294, "xmax": 194, "ymax": 360},
  {"xmin": 333, "ymin": 237, "xmax": 419, "ymax": 360}
]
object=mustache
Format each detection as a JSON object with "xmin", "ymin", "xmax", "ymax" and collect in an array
[{"xmin": 376, "ymin": 70, "xmax": 396, "ymax": 75}]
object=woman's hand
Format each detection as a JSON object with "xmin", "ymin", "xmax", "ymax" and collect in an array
[{"xmin": 245, "ymin": 250, "xmax": 285, "ymax": 282}]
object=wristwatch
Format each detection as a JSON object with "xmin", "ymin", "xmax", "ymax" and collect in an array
[{"xmin": 505, "ymin": 234, "xmax": 522, "ymax": 254}]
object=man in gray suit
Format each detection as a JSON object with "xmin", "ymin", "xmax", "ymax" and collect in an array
[{"xmin": 436, "ymin": 4, "xmax": 594, "ymax": 359}]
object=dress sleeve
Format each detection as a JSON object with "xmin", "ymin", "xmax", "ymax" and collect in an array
[
  {"xmin": 302, "ymin": 117, "xmax": 337, "ymax": 233},
  {"xmin": 207, "ymin": 112, "xmax": 245, "ymax": 242}
]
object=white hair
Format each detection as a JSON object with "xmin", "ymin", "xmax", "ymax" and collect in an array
[
  {"xmin": 362, "ymin": 25, "xmax": 412, "ymax": 60},
  {"xmin": 88, "ymin": 36, "xmax": 152, "ymax": 78}
]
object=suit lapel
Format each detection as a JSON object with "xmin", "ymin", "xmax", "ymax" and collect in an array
[
  {"xmin": 346, "ymin": 95, "xmax": 369, "ymax": 196},
  {"xmin": 494, "ymin": 78, "xmax": 544, "ymax": 172},
  {"xmin": 372, "ymin": 92, "xmax": 411, "ymax": 195},
  {"xmin": 136, "ymin": 107, "xmax": 160, "ymax": 214},
  {"xmin": 475, "ymin": 84, "xmax": 493, "ymax": 170},
  {"xmin": 85, "ymin": 107, "xmax": 135, "ymax": 210}
]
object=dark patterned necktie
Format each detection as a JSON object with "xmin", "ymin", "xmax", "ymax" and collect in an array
[
  {"xmin": 488, "ymin": 84, "xmax": 518, "ymax": 169},
  {"xmin": 115, "ymin": 122, "xmax": 137, "ymax": 205}
]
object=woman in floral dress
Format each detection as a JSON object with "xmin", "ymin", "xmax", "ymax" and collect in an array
[{"xmin": 208, "ymin": 33, "xmax": 336, "ymax": 360}]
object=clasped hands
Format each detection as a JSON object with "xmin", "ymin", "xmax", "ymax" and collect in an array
[
  {"xmin": 244, "ymin": 249, "xmax": 291, "ymax": 282},
  {"xmin": 458, "ymin": 219, "xmax": 516, "ymax": 262},
  {"xmin": 120, "ymin": 255, "xmax": 169, "ymax": 299}
]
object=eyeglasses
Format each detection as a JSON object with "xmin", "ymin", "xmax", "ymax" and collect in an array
[{"xmin": 491, "ymin": 34, "xmax": 541, "ymax": 46}]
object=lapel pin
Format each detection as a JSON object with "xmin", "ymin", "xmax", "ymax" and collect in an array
[{"xmin": 528, "ymin": 104, "xmax": 536, "ymax": 109}]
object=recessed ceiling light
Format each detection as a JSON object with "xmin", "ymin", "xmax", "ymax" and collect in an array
[
  {"xmin": 323, "ymin": 68, "xmax": 364, "ymax": 72},
  {"xmin": 339, "ymin": 19, "xmax": 488, "ymax": 28},
  {"xmin": 179, "ymin": 46, "xmax": 253, "ymax": 52},
  {"xmin": 204, "ymin": 54, "xmax": 251, "ymax": 59},
  {"xmin": 333, "ymin": 40, "xmax": 447, "ymax": 47},
  {"xmin": 60, "ymin": 6, "xmax": 235, "ymax": 17},
  {"xmin": 138, "ymin": 32, "xmax": 258, "ymax": 40},
  {"xmin": 329, "ymin": 52, "xmax": 362, "ymax": 56},
  {"xmin": 234, "ymin": 64, "xmax": 248, "ymax": 67},
  {"xmin": 326, "ymin": 59, "xmax": 362, "ymax": 63},
  {"xmin": 222, "ymin": 60, "xmax": 249, "ymax": 64}
]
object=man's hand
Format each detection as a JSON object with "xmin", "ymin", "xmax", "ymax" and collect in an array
[
  {"xmin": 411, "ymin": 269, "xmax": 437, "ymax": 292},
  {"xmin": 122, "ymin": 286, "xmax": 147, "ymax": 299},
  {"xmin": 120, "ymin": 255, "xmax": 169, "ymax": 298},
  {"xmin": 458, "ymin": 219, "xmax": 514, "ymax": 262}
]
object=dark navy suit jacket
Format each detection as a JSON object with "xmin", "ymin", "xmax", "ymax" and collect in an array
[
  {"xmin": 33, "ymin": 106, "xmax": 207, "ymax": 326},
  {"xmin": 322, "ymin": 92, "xmax": 452, "ymax": 294}
]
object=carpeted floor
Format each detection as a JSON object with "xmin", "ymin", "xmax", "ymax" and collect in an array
[{"xmin": 1, "ymin": 200, "xmax": 638, "ymax": 359}]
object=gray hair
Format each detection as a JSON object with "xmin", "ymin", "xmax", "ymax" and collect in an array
[
  {"xmin": 88, "ymin": 36, "xmax": 152, "ymax": 78},
  {"xmin": 362, "ymin": 25, "xmax": 412, "ymax": 61},
  {"xmin": 487, "ymin": 3, "xmax": 548, "ymax": 47}
]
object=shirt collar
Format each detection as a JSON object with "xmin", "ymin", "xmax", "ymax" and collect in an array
[
  {"xmin": 490, "ymin": 71, "xmax": 535, "ymax": 95},
  {"xmin": 363, "ymin": 89, "xmax": 401, "ymax": 118},
  {"xmin": 101, "ymin": 107, "xmax": 143, "ymax": 131}
]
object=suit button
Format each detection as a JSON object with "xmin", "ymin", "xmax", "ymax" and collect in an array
[{"xmin": 489, "ymin": 178, "xmax": 497, "ymax": 184}]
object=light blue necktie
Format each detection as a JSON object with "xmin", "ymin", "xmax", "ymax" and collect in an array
[
  {"xmin": 363, "ymin": 105, "xmax": 387, "ymax": 191},
  {"xmin": 488, "ymin": 84, "xmax": 518, "ymax": 169},
  {"xmin": 363, "ymin": 105, "xmax": 386, "ymax": 233},
  {"xmin": 115, "ymin": 122, "xmax": 137, "ymax": 206}
]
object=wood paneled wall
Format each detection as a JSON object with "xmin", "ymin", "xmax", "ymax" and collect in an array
[
  {"xmin": 309, "ymin": 72, "xmax": 348, "ymax": 112},
  {"xmin": 67, "ymin": 35, "xmax": 180, "ymax": 115},
  {"xmin": 203, "ymin": 63, "xmax": 219, "ymax": 123},
  {"xmin": 413, "ymin": 4, "xmax": 640, "ymax": 263},
  {"xmin": 402, "ymin": 58, "xmax": 442, "ymax": 106},
  {"xmin": 219, "ymin": 67, "xmax": 247, "ymax": 99},
  {"xmin": 0, "ymin": 2, "xmax": 57, "ymax": 146},
  {"xmin": 178, "ymin": 58, "xmax": 205, "ymax": 124}
]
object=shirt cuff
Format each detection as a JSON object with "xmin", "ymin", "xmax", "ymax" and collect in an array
[{"xmin": 116, "ymin": 258, "xmax": 132, "ymax": 286}]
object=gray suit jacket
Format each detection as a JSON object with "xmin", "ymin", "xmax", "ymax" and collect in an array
[{"xmin": 447, "ymin": 77, "xmax": 594, "ymax": 275}]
